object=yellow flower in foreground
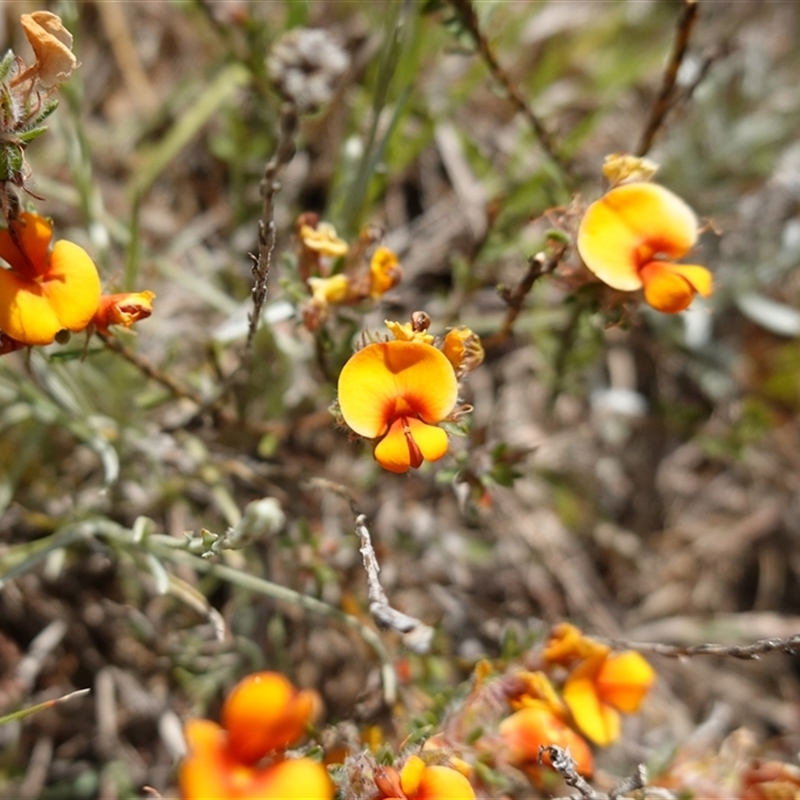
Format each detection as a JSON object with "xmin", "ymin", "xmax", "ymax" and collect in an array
[
  {"xmin": 180, "ymin": 672, "xmax": 331, "ymax": 800},
  {"xmin": 92, "ymin": 291, "xmax": 156, "ymax": 335},
  {"xmin": 0, "ymin": 212, "xmax": 101, "ymax": 346},
  {"xmin": 577, "ymin": 182, "xmax": 712, "ymax": 314},
  {"xmin": 562, "ymin": 648, "xmax": 656, "ymax": 746},
  {"xmin": 338, "ymin": 334, "xmax": 458, "ymax": 473},
  {"xmin": 375, "ymin": 755, "xmax": 475, "ymax": 800}
]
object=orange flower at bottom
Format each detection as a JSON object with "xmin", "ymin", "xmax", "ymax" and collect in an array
[
  {"xmin": 181, "ymin": 719, "xmax": 332, "ymax": 800},
  {"xmin": 338, "ymin": 338, "xmax": 458, "ymax": 473},
  {"xmin": 0, "ymin": 212, "xmax": 101, "ymax": 345},
  {"xmin": 376, "ymin": 755, "xmax": 475, "ymax": 800},
  {"xmin": 179, "ymin": 671, "xmax": 331, "ymax": 800},
  {"xmin": 577, "ymin": 182, "xmax": 712, "ymax": 314}
]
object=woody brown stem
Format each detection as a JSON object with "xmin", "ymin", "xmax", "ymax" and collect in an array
[
  {"xmin": 636, "ymin": 0, "xmax": 700, "ymax": 156},
  {"xmin": 448, "ymin": 0, "xmax": 573, "ymax": 185}
]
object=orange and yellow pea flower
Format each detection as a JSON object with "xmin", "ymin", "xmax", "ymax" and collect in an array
[
  {"xmin": 577, "ymin": 182, "xmax": 712, "ymax": 314},
  {"xmin": 180, "ymin": 672, "xmax": 332, "ymax": 800},
  {"xmin": 375, "ymin": 755, "xmax": 476, "ymax": 800},
  {"xmin": 337, "ymin": 327, "xmax": 458, "ymax": 474},
  {"xmin": 299, "ymin": 221, "xmax": 349, "ymax": 258},
  {"xmin": 0, "ymin": 212, "xmax": 101, "ymax": 346},
  {"xmin": 92, "ymin": 291, "xmax": 155, "ymax": 335},
  {"xmin": 499, "ymin": 703, "xmax": 594, "ymax": 779},
  {"xmin": 545, "ymin": 624, "xmax": 656, "ymax": 747},
  {"xmin": 369, "ymin": 246, "xmax": 402, "ymax": 298}
]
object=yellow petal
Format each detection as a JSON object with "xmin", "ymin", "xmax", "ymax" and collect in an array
[
  {"xmin": 41, "ymin": 240, "xmax": 102, "ymax": 332},
  {"xmin": 670, "ymin": 264, "xmax": 713, "ymax": 298},
  {"xmin": 300, "ymin": 222, "xmax": 348, "ymax": 257},
  {"xmin": 414, "ymin": 765, "xmax": 475, "ymax": 800},
  {"xmin": 0, "ymin": 268, "xmax": 62, "ymax": 345},
  {"xmin": 222, "ymin": 672, "xmax": 317, "ymax": 764},
  {"xmin": 0, "ymin": 212, "xmax": 53, "ymax": 278},
  {"xmin": 639, "ymin": 261, "xmax": 695, "ymax": 313},
  {"xmin": 384, "ymin": 319, "xmax": 435, "ymax": 345},
  {"xmin": 577, "ymin": 183, "xmax": 698, "ymax": 292},
  {"xmin": 374, "ymin": 418, "xmax": 449, "ymax": 473},
  {"xmin": 563, "ymin": 674, "xmax": 620, "ymax": 746},
  {"xmin": 338, "ymin": 341, "xmax": 458, "ymax": 439},
  {"xmin": 308, "ymin": 274, "xmax": 350, "ymax": 305},
  {"xmin": 253, "ymin": 758, "xmax": 334, "ymax": 800},
  {"xmin": 369, "ymin": 246, "xmax": 402, "ymax": 298},
  {"xmin": 596, "ymin": 651, "xmax": 655, "ymax": 713},
  {"xmin": 179, "ymin": 719, "xmax": 233, "ymax": 800},
  {"xmin": 544, "ymin": 623, "xmax": 609, "ymax": 665},
  {"xmin": 400, "ymin": 754, "xmax": 426, "ymax": 797}
]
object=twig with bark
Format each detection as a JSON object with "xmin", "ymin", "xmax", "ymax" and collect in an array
[
  {"xmin": 605, "ymin": 633, "xmax": 800, "ymax": 661},
  {"xmin": 636, "ymin": 0, "xmax": 700, "ymax": 156},
  {"xmin": 448, "ymin": 0, "xmax": 573, "ymax": 184},
  {"xmin": 485, "ymin": 243, "xmax": 567, "ymax": 349},
  {"xmin": 247, "ymin": 103, "xmax": 298, "ymax": 349}
]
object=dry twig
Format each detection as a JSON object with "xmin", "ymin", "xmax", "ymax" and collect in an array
[
  {"xmin": 545, "ymin": 747, "xmax": 675, "ymax": 800},
  {"xmin": 636, "ymin": 0, "xmax": 700, "ymax": 156},
  {"xmin": 306, "ymin": 480, "xmax": 435, "ymax": 653},
  {"xmin": 605, "ymin": 633, "xmax": 800, "ymax": 661},
  {"xmin": 448, "ymin": 0, "xmax": 573, "ymax": 183},
  {"xmin": 485, "ymin": 244, "xmax": 567, "ymax": 349},
  {"xmin": 354, "ymin": 514, "xmax": 435, "ymax": 654},
  {"xmin": 247, "ymin": 103, "xmax": 298, "ymax": 349}
]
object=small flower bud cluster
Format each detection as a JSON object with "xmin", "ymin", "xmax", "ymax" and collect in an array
[{"xmin": 267, "ymin": 28, "xmax": 349, "ymax": 113}]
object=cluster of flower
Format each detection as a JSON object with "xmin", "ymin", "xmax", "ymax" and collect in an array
[
  {"xmin": 0, "ymin": 212, "xmax": 154, "ymax": 356},
  {"xmin": 0, "ymin": 13, "xmax": 154, "ymax": 356},
  {"xmin": 497, "ymin": 623, "xmax": 655, "ymax": 782},
  {"xmin": 178, "ymin": 626, "xmax": 655, "ymax": 798},
  {"xmin": 297, "ymin": 214, "xmax": 403, "ymax": 331}
]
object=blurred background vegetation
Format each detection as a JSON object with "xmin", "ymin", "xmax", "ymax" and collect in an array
[{"xmin": 1, "ymin": 0, "xmax": 799, "ymax": 797}]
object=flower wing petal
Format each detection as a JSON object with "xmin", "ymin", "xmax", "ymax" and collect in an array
[
  {"xmin": 253, "ymin": 758, "xmax": 334, "ymax": 800},
  {"xmin": 596, "ymin": 652, "xmax": 655, "ymax": 713},
  {"xmin": 670, "ymin": 264, "xmax": 713, "ymax": 298},
  {"xmin": 374, "ymin": 418, "xmax": 414, "ymax": 473},
  {"xmin": 563, "ymin": 672, "xmax": 620, "ymax": 746},
  {"xmin": 415, "ymin": 765, "xmax": 475, "ymax": 800},
  {"xmin": 42, "ymin": 240, "xmax": 102, "ymax": 332},
  {"xmin": 406, "ymin": 418, "xmax": 448, "ymax": 463},
  {"xmin": 640, "ymin": 261, "xmax": 695, "ymax": 313},
  {"xmin": 179, "ymin": 719, "xmax": 232, "ymax": 800},
  {"xmin": 0, "ymin": 268, "xmax": 62, "ymax": 345}
]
